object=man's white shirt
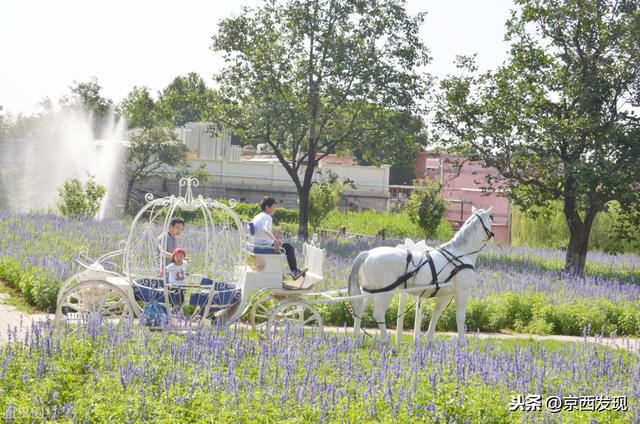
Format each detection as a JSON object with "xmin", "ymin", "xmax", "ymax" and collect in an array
[{"xmin": 251, "ymin": 211, "xmax": 274, "ymax": 247}]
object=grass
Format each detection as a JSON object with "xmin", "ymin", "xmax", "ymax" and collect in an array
[{"xmin": 0, "ymin": 280, "xmax": 38, "ymax": 313}]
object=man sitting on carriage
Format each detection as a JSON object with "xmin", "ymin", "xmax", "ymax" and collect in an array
[{"xmin": 252, "ymin": 197, "xmax": 307, "ymax": 280}]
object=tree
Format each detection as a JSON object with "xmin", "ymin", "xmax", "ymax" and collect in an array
[
  {"xmin": 212, "ymin": 0, "xmax": 430, "ymax": 239},
  {"xmin": 434, "ymin": 0, "xmax": 640, "ymax": 275},
  {"xmin": 57, "ymin": 176, "xmax": 106, "ymax": 219},
  {"xmin": 157, "ymin": 73, "xmax": 218, "ymax": 127},
  {"xmin": 0, "ymin": 113, "xmax": 9, "ymax": 142},
  {"xmin": 119, "ymin": 86, "xmax": 158, "ymax": 129},
  {"xmin": 60, "ymin": 77, "xmax": 114, "ymax": 136},
  {"xmin": 406, "ymin": 180, "xmax": 447, "ymax": 239},
  {"xmin": 308, "ymin": 170, "xmax": 349, "ymax": 230},
  {"xmin": 124, "ymin": 126, "xmax": 190, "ymax": 212}
]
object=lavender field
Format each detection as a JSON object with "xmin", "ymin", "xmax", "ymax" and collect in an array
[
  {"xmin": 1, "ymin": 212, "xmax": 640, "ymax": 336},
  {"xmin": 0, "ymin": 212, "xmax": 639, "ymax": 422},
  {"xmin": 0, "ymin": 319, "xmax": 638, "ymax": 422}
]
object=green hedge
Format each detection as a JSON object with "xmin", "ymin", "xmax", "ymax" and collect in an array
[
  {"xmin": 232, "ymin": 203, "xmax": 299, "ymax": 224},
  {"xmin": 170, "ymin": 202, "xmax": 454, "ymax": 241},
  {"xmin": 0, "ymin": 257, "xmax": 58, "ymax": 312},
  {"xmin": 315, "ymin": 290, "xmax": 640, "ymax": 337},
  {"xmin": 172, "ymin": 202, "xmax": 299, "ymax": 227}
]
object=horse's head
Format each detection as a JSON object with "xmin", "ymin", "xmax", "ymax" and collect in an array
[{"xmin": 470, "ymin": 206, "xmax": 494, "ymax": 242}]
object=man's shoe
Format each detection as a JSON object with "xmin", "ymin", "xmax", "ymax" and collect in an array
[{"xmin": 291, "ymin": 268, "xmax": 308, "ymax": 280}]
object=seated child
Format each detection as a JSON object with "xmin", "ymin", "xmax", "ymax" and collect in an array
[{"xmin": 165, "ymin": 248, "xmax": 188, "ymax": 285}]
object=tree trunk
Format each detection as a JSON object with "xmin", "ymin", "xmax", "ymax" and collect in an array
[
  {"xmin": 297, "ymin": 184, "xmax": 310, "ymax": 241},
  {"xmin": 565, "ymin": 222, "xmax": 590, "ymax": 275},
  {"xmin": 124, "ymin": 178, "xmax": 135, "ymax": 214},
  {"xmin": 564, "ymin": 203, "xmax": 597, "ymax": 276}
]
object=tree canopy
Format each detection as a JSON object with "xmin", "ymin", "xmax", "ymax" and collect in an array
[
  {"xmin": 119, "ymin": 86, "xmax": 157, "ymax": 129},
  {"xmin": 123, "ymin": 126, "xmax": 189, "ymax": 212},
  {"xmin": 212, "ymin": 0, "xmax": 430, "ymax": 238},
  {"xmin": 157, "ymin": 73, "xmax": 218, "ymax": 127},
  {"xmin": 434, "ymin": 0, "xmax": 640, "ymax": 275}
]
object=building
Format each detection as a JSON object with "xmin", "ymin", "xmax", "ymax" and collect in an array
[
  {"xmin": 390, "ymin": 152, "xmax": 511, "ymax": 243},
  {"xmin": 181, "ymin": 123, "xmax": 242, "ymax": 161},
  {"xmin": 137, "ymin": 125, "xmax": 391, "ymax": 211}
]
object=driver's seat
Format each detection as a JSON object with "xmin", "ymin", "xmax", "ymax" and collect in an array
[{"xmin": 244, "ymin": 221, "xmax": 284, "ymax": 273}]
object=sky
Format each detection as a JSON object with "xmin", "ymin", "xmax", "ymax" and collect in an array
[{"xmin": 0, "ymin": 0, "xmax": 515, "ymax": 116}]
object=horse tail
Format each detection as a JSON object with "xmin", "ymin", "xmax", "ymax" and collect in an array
[{"xmin": 348, "ymin": 251, "xmax": 368, "ymax": 316}]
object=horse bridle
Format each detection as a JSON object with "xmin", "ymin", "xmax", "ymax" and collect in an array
[
  {"xmin": 474, "ymin": 212, "xmax": 494, "ymax": 241},
  {"xmin": 431, "ymin": 212, "xmax": 494, "ymax": 273}
]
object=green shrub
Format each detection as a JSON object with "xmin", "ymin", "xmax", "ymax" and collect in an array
[
  {"xmin": 57, "ymin": 176, "xmax": 106, "ymax": 219},
  {"xmin": 0, "ymin": 259, "xmax": 59, "ymax": 312},
  {"xmin": 30, "ymin": 273, "xmax": 59, "ymax": 312},
  {"xmin": 309, "ymin": 176, "xmax": 344, "ymax": 230},
  {"xmin": 18, "ymin": 272, "xmax": 36, "ymax": 305},
  {"xmin": 406, "ymin": 180, "xmax": 447, "ymax": 239},
  {"xmin": 0, "ymin": 257, "xmax": 23, "ymax": 288}
]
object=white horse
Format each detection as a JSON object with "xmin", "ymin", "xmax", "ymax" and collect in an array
[{"xmin": 348, "ymin": 207, "xmax": 494, "ymax": 344}]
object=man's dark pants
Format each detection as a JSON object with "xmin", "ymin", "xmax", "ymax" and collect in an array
[{"xmin": 281, "ymin": 243, "xmax": 298, "ymax": 273}]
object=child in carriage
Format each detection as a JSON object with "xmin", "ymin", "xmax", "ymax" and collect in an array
[{"xmin": 165, "ymin": 248, "xmax": 188, "ymax": 285}]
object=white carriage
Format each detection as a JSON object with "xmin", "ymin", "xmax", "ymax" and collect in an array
[
  {"xmin": 54, "ymin": 178, "xmax": 327, "ymax": 338},
  {"xmin": 55, "ymin": 177, "xmax": 486, "ymax": 343}
]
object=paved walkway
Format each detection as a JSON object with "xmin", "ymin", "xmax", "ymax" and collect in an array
[{"xmin": 0, "ymin": 293, "xmax": 48, "ymax": 342}]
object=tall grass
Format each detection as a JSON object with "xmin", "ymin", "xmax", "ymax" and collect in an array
[
  {"xmin": 511, "ymin": 201, "xmax": 640, "ymax": 255},
  {"xmin": 322, "ymin": 209, "xmax": 455, "ymax": 241}
]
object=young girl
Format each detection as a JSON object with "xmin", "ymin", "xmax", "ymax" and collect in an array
[{"xmin": 165, "ymin": 248, "xmax": 188, "ymax": 285}]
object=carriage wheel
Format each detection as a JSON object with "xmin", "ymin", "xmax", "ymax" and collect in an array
[
  {"xmin": 250, "ymin": 293, "xmax": 277, "ymax": 335},
  {"xmin": 266, "ymin": 301, "xmax": 323, "ymax": 339},
  {"xmin": 55, "ymin": 280, "xmax": 134, "ymax": 335}
]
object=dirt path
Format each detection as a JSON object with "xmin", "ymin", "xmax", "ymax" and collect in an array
[
  {"xmin": 439, "ymin": 330, "xmax": 639, "ymax": 354},
  {"xmin": 0, "ymin": 293, "xmax": 49, "ymax": 342},
  {"xmin": 322, "ymin": 326, "xmax": 640, "ymax": 355}
]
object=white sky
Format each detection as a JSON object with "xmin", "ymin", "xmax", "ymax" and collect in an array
[{"xmin": 0, "ymin": 0, "xmax": 514, "ymax": 116}]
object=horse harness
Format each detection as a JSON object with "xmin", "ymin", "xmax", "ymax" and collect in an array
[
  {"xmin": 360, "ymin": 247, "xmax": 474, "ymax": 298},
  {"xmin": 360, "ymin": 213, "xmax": 494, "ymax": 298}
]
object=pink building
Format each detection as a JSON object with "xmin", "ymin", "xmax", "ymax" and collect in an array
[{"xmin": 390, "ymin": 152, "xmax": 511, "ymax": 243}]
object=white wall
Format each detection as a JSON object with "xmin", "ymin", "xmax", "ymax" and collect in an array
[{"xmin": 186, "ymin": 159, "xmax": 390, "ymax": 195}]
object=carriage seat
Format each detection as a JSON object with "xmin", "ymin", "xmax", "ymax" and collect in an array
[
  {"xmin": 133, "ymin": 277, "xmax": 241, "ymax": 315},
  {"xmin": 246, "ymin": 244, "xmax": 280, "ymax": 254},
  {"xmin": 133, "ymin": 278, "xmax": 182, "ymax": 305},
  {"xmin": 245, "ymin": 222, "xmax": 279, "ymax": 254}
]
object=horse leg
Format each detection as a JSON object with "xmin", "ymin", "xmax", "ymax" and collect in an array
[
  {"xmin": 454, "ymin": 288, "xmax": 470, "ymax": 346},
  {"xmin": 426, "ymin": 294, "xmax": 453, "ymax": 345},
  {"xmin": 373, "ymin": 294, "xmax": 393, "ymax": 344},
  {"xmin": 353, "ymin": 298, "xmax": 369, "ymax": 339}
]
